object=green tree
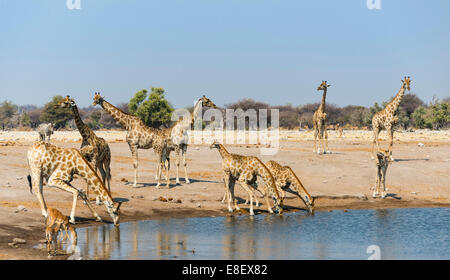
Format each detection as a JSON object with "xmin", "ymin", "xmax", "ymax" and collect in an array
[
  {"xmin": 40, "ymin": 95, "xmax": 72, "ymax": 129},
  {"xmin": 128, "ymin": 87, "xmax": 174, "ymax": 128},
  {"xmin": 427, "ymin": 100, "xmax": 450, "ymax": 129},
  {"xmin": 0, "ymin": 101, "xmax": 18, "ymax": 130},
  {"xmin": 411, "ymin": 106, "xmax": 430, "ymax": 129}
]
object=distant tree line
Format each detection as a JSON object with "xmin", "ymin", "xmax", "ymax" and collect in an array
[{"xmin": 0, "ymin": 91, "xmax": 448, "ymax": 131}]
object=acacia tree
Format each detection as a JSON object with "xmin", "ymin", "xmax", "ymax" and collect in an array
[{"xmin": 128, "ymin": 87, "xmax": 174, "ymax": 128}]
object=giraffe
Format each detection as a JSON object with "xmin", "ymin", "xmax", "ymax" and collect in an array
[
  {"xmin": 161, "ymin": 95, "xmax": 217, "ymax": 185},
  {"xmin": 93, "ymin": 92, "xmax": 170, "ymax": 188},
  {"xmin": 58, "ymin": 96, "xmax": 112, "ymax": 204},
  {"xmin": 210, "ymin": 142, "xmax": 282, "ymax": 216},
  {"xmin": 45, "ymin": 208, "xmax": 77, "ymax": 255},
  {"xmin": 265, "ymin": 160, "xmax": 315, "ymax": 214},
  {"xmin": 313, "ymin": 81, "xmax": 331, "ymax": 154},
  {"xmin": 224, "ymin": 160, "xmax": 315, "ymax": 214},
  {"xmin": 27, "ymin": 142, "xmax": 122, "ymax": 225},
  {"xmin": 372, "ymin": 149, "xmax": 391, "ymax": 199},
  {"xmin": 37, "ymin": 123, "xmax": 54, "ymax": 142},
  {"xmin": 371, "ymin": 77, "xmax": 411, "ymax": 160}
]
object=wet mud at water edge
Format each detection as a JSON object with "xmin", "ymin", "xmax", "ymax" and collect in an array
[{"xmin": 54, "ymin": 208, "xmax": 450, "ymax": 260}]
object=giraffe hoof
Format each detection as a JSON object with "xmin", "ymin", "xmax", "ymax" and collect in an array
[
  {"xmin": 69, "ymin": 219, "xmax": 76, "ymax": 225},
  {"xmin": 96, "ymin": 217, "xmax": 103, "ymax": 222},
  {"xmin": 185, "ymin": 179, "xmax": 190, "ymax": 184}
]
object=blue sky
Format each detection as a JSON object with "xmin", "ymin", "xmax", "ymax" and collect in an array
[{"xmin": 0, "ymin": 0, "xmax": 449, "ymax": 108}]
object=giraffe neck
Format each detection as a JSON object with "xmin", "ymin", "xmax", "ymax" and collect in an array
[
  {"xmin": 172, "ymin": 99, "xmax": 202, "ymax": 132},
  {"xmin": 217, "ymin": 144, "xmax": 230, "ymax": 158},
  {"xmin": 386, "ymin": 86, "xmax": 406, "ymax": 114},
  {"xmin": 71, "ymin": 104, "xmax": 93, "ymax": 142},
  {"xmin": 319, "ymin": 89, "xmax": 327, "ymax": 112},
  {"xmin": 76, "ymin": 151, "xmax": 113, "ymax": 203},
  {"xmin": 191, "ymin": 99, "xmax": 203, "ymax": 123},
  {"xmin": 100, "ymin": 100, "xmax": 133, "ymax": 130},
  {"xmin": 287, "ymin": 167, "xmax": 312, "ymax": 201}
]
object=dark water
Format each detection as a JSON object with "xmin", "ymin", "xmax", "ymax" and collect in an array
[{"xmin": 69, "ymin": 208, "xmax": 450, "ymax": 260}]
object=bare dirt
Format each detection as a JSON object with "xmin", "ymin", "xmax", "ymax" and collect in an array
[{"xmin": 0, "ymin": 129, "xmax": 449, "ymax": 259}]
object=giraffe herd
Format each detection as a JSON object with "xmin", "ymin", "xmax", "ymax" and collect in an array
[{"xmin": 26, "ymin": 77, "xmax": 410, "ymax": 254}]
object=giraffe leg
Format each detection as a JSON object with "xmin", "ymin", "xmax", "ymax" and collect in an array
[
  {"xmin": 238, "ymin": 179, "xmax": 255, "ymax": 215},
  {"xmin": 182, "ymin": 145, "xmax": 190, "ymax": 184},
  {"xmin": 175, "ymin": 148, "xmax": 181, "ymax": 185},
  {"xmin": 381, "ymin": 168, "xmax": 387, "ymax": 198},
  {"xmin": 104, "ymin": 156, "xmax": 112, "ymax": 194},
  {"xmin": 387, "ymin": 127, "xmax": 395, "ymax": 161},
  {"xmin": 318, "ymin": 127, "xmax": 325, "ymax": 155},
  {"xmin": 164, "ymin": 149, "xmax": 170, "ymax": 188},
  {"xmin": 31, "ymin": 171, "xmax": 48, "ymax": 218},
  {"xmin": 225, "ymin": 176, "xmax": 236, "ymax": 213},
  {"xmin": 324, "ymin": 127, "xmax": 330, "ymax": 154},
  {"xmin": 97, "ymin": 163, "xmax": 107, "ymax": 205},
  {"xmin": 221, "ymin": 176, "xmax": 229, "ymax": 204},
  {"xmin": 371, "ymin": 127, "xmax": 380, "ymax": 160},
  {"xmin": 47, "ymin": 175, "xmax": 102, "ymax": 224},
  {"xmin": 373, "ymin": 168, "xmax": 380, "ymax": 198},
  {"xmin": 129, "ymin": 145, "xmax": 139, "ymax": 187},
  {"xmin": 313, "ymin": 127, "xmax": 318, "ymax": 153}
]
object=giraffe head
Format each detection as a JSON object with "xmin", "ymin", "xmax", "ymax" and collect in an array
[
  {"xmin": 199, "ymin": 95, "xmax": 217, "ymax": 109},
  {"xmin": 209, "ymin": 140, "xmax": 221, "ymax": 150},
  {"xmin": 106, "ymin": 201, "xmax": 122, "ymax": 226},
  {"xmin": 401, "ymin": 76, "xmax": 412, "ymax": 91},
  {"xmin": 92, "ymin": 92, "xmax": 104, "ymax": 106},
  {"xmin": 57, "ymin": 95, "xmax": 76, "ymax": 109},
  {"xmin": 305, "ymin": 196, "xmax": 315, "ymax": 215},
  {"xmin": 317, "ymin": 81, "xmax": 331, "ymax": 91}
]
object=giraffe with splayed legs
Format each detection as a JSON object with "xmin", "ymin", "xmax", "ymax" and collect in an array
[
  {"xmin": 371, "ymin": 77, "xmax": 411, "ymax": 161},
  {"xmin": 265, "ymin": 160, "xmax": 315, "ymax": 214},
  {"xmin": 372, "ymin": 150, "xmax": 391, "ymax": 198},
  {"xmin": 93, "ymin": 92, "xmax": 170, "ymax": 188},
  {"xmin": 27, "ymin": 142, "xmax": 121, "ymax": 225},
  {"xmin": 58, "ymin": 96, "xmax": 111, "ymax": 204},
  {"xmin": 210, "ymin": 142, "xmax": 282, "ymax": 216},
  {"xmin": 313, "ymin": 81, "xmax": 331, "ymax": 154}
]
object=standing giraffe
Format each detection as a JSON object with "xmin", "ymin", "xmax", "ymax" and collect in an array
[
  {"xmin": 161, "ymin": 95, "xmax": 217, "ymax": 185},
  {"xmin": 58, "ymin": 96, "xmax": 112, "ymax": 204},
  {"xmin": 27, "ymin": 142, "xmax": 122, "ymax": 225},
  {"xmin": 210, "ymin": 142, "xmax": 282, "ymax": 216},
  {"xmin": 371, "ymin": 77, "xmax": 411, "ymax": 160},
  {"xmin": 93, "ymin": 92, "xmax": 170, "ymax": 188},
  {"xmin": 313, "ymin": 81, "xmax": 331, "ymax": 154}
]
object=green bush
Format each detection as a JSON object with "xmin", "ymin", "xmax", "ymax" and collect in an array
[{"xmin": 128, "ymin": 87, "xmax": 174, "ymax": 128}]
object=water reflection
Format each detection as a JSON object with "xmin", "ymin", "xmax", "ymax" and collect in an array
[{"xmin": 68, "ymin": 208, "xmax": 450, "ymax": 260}]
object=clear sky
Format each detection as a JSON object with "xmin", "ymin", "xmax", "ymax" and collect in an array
[{"xmin": 0, "ymin": 0, "xmax": 449, "ymax": 109}]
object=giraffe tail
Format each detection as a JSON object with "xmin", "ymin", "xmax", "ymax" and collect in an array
[{"xmin": 27, "ymin": 175, "xmax": 33, "ymax": 194}]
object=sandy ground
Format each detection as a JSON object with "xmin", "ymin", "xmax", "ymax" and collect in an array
[{"xmin": 0, "ymin": 129, "xmax": 449, "ymax": 259}]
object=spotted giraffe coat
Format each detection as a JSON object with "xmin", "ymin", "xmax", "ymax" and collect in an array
[{"xmin": 211, "ymin": 143, "xmax": 282, "ymax": 216}]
